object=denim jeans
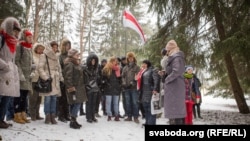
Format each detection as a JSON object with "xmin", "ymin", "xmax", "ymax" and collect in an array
[
  {"xmin": 6, "ymin": 97, "xmax": 14, "ymax": 120},
  {"xmin": 105, "ymin": 95, "xmax": 119, "ymax": 116},
  {"xmin": 124, "ymin": 89, "xmax": 139, "ymax": 118},
  {"xmin": 0, "ymin": 96, "xmax": 11, "ymax": 121},
  {"xmin": 142, "ymin": 101, "xmax": 156, "ymax": 125},
  {"xmin": 44, "ymin": 95, "xmax": 57, "ymax": 115},
  {"xmin": 70, "ymin": 103, "xmax": 81, "ymax": 117}
]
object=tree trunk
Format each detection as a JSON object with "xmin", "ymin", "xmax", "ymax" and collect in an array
[
  {"xmin": 213, "ymin": 1, "xmax": 249, "ymax": 114},
  {"xmin": 33, "ymin": 0, "xmax": 45, "ymax": 42}
]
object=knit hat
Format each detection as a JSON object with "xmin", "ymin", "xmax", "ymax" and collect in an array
[
  {"xmin": 185, "ymin": 65, "xmax": 193, "ymax": 72},
  {"xmin": 166, "ymin": 40, "xmax": 178, "ymax": 51},
  {"xmin": 68, "ymin": 48, "xmax": 80, "ymax": 57}
]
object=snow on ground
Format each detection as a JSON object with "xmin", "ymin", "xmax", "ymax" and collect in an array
[{"xmin": 0, "ymin": 95, "xmax": 250, "ymax": 141}]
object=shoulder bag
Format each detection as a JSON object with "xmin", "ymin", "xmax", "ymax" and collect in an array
[{"xmin": 34, "ymin": 55, "xmax": 52, "ymax": 93}]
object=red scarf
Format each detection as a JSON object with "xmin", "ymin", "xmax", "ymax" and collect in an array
[
  {"xmin": 0, "ymin": 30, "xmax": 18, "ymax": 54},
  {"xmin": 20, "ymin": 41, "xmax": 32, "ymax": 48},
  {"xmin": 137, "ymin": 68, "xmax": 145, "ymax": 90},
  {"xmin": 112, "ymin": 65, "xmax": 120, "ymax": 77}
]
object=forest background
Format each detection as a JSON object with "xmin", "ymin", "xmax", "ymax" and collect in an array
[{"xmin": 0, "ymin": 0, "xmax": 249, "ymax": 114}]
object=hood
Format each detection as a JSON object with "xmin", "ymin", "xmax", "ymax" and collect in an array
[
  {"xmin": 86, "ymin": 53, "xmax": 99, "ymax": 69},
  {"xmin": 43, "ymin": 41, "xmax": 58, "ymax": 60},
  {"xmin": 0, "ymin": 17, "xmax": 21, "ymax": 38},
  {"xmin": 32, "ymin": 42, "xmax": 45, "ymax": 56},
  {"xmin": 60, "ymin": 38, "xmax": 71, "ymax": 55}
]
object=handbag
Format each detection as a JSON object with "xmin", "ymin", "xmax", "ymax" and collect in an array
[{"xmin": 34, "ymin": 55, "xmax": 52, "ymax": 93}]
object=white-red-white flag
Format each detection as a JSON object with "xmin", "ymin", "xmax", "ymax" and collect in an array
[{"xmin": 123, "ymin": 9, "xmax": 146, "ymax": 44}]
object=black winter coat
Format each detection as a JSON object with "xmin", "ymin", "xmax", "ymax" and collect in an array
[{"xmin": 102, "ymin": 70, "xmax": 121, "ymax": 96}]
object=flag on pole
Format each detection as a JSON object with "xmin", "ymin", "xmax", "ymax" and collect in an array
[{"xmin": 123, "ymin": 9, "xmax": 146, "ymax": 44}]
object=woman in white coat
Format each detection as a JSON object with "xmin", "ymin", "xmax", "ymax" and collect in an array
[{"xmin": 38, "ymin": 41, "xmax": 63, "ymax": 124}]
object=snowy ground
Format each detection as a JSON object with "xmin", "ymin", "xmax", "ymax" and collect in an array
[{"xmin": 0, "ymin": 95, "xmax": 250, "ymax": 141}]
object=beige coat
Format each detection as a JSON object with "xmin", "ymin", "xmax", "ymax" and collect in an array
[
  {"xmin": 30, "ymin": 43, "xmax": 44, "ymax": 83},
  {"xmin": 38, "ymin": 43, "xmax": 63, "ymax": 97}
]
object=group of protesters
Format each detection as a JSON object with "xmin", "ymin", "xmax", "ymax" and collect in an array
[{"xmin": 0, "ymin": 16, "xmax": 203, "ymax": 134}]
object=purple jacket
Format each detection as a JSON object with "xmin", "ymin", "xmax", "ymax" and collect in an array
[{"xmin": 164, "ymin": 51, "xmax": 186, "ymax": 119}]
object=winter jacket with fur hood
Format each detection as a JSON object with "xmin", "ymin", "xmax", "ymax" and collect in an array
[
  {"xmin": 83, "ymin": 53, "xmax": 100, "ymax": 93},
  {"xmin": 30, "ymin": 43, "xmax": 45, "ymax": 83},
  {"xmin": 0, "ymin": 17, "xmax": 21, "ymax": 97}
]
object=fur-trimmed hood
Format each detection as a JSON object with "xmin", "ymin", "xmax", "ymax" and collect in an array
[
  {"xmin": 43, "ymin": 41, "xmax": 59, "ymax": 60},
  {"xmin": 60, "ymin": 38, "xmax": 71, "ymax": 55},
  {"xmin": 0, "ymin": 17, "xmax": 21, "ymax": 38},
  {"xmin": 32, "ymin": 42, "xmax": 45, "ymax": 56},
  {"xmin": 86, "ymin": 53, "xmax": 99, "ymax": 69}
]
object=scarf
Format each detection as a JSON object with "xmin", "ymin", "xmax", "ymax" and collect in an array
[
  {"xmin": 20, "ymin": 41, "xmax": 32, "ymax": 48},
  {"xmin": 137, "ymin": 68, "xmax": 145, "ymax": 90},
  {"xmin": 184, "ymin": 72, "xmax": 193, "ymax": 79},
  {"xmin": 0, "ymin": 30, "xmax": 18, "ymax": 54},
  {"xmin": 112, "ymin": 65, "xmax": 120, "ymax": 77}
]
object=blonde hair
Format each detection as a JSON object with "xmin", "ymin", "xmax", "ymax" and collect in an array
[{"xmin": 102, "ymin": 56, "xmax": 117, "ymax": 77}]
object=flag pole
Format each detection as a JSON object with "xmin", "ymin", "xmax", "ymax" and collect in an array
[{"xmin": 124, "ymin": 27, "xmax": 127, "ymax": 56}]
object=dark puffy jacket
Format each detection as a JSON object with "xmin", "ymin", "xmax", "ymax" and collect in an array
[
  {"xmin": 83, "ymin": 53, "xmax": 100, "ymax": 93},
  {"xmin": 140, "ymin": 67, "xmax": 161, "ymax": 103}
]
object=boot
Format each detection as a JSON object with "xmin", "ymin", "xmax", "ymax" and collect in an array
[
  {"xmin": 70, "ymin": 117, "xmax": 80, "ymax": 129},
  {"xmin": 134, "ymin": 117, "xmax": 140, "ymax": 124},
  {"xmin": 14, "ymin": 113, "xmax": 26, "ymax": 124},
  {"xmin": 0, "ymin": 120, "xmax": 9, "ymax": 128},
  {"xmin": 58, "ymin": 116, "xmax": 67, "ymax": 123},
  {"xmin": 197, "ymin": 105, "xmax": 203, "ymax": 119},
  {"xmin": 124, "ymin": 117, "xmax": 132, "ymax": 121},
  {"xmin": 31, "ymin": 115, "xmax": 36, "ymax": 121},
  {"xmin": 51, "ymin": 114, "xmax": 57, "ymax": 124},
  {"xmin": 45, "ymin": 114, "xmax": 51, "ymax": 124},
  {"xmin": 21, "ymin": 112, "xmax": 30, "ymax": 123},
  {"xmin": 36, "ymin": 114, "xmax": 44, "ymax": 120},
  {"xmin": 65, "ymin": 114, "xmax": 71, "ymax": 121},
  {"xmin": 114, "ymin": 116, "xmax": 120, "ymax": 121},
  {"xmin": 71, "ymin": 116, "xmax": 81, "ymax": 128},
  {"xmin": 107, "ymin": 116, "xmax": 112, "ymax": 121}
]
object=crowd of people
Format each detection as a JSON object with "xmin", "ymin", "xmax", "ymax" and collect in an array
[{"xmin": 0, "ymin": 16, "xmax": 203, "ymax": 132}]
